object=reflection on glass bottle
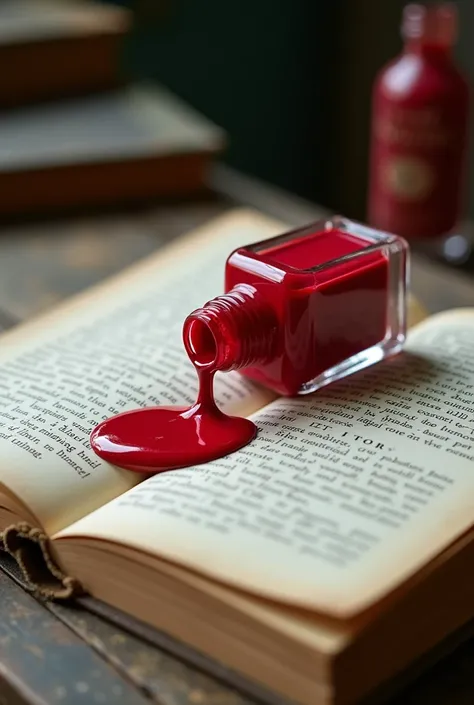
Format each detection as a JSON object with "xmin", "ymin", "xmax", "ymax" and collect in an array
[{"xmin": 368, "ymin": 3, "xmax": 469, "ymax": 241}]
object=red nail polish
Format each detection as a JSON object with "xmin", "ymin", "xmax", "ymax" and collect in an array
[
  {"xmin": 91, "ymin": 217, "xmax": 409, "ymax": 474},
  {"xmin": 184, "ymin": 217, "xmax": 409, "ymax": 396},
  {"xmin": 368, "ymin": 3, "xmax": 469, "ymax": 240}
]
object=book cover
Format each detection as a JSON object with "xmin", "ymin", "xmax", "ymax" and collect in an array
[{"xmin": 0, "ymin": 0, "xmax": 130, "ymax": 106}]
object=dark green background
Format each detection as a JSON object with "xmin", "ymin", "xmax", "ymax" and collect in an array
[{"xmin": 108, "ymin": 1, "xmax": 339, "ymax": 204}]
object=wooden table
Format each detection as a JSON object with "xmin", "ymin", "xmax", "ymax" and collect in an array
[
  {"xmin": 1, "ymin": 166, "xmax": 474, "ymax": 321},
  {"xmin": 0, "ymin": 166, "xmax": 473, "ymax": 705}
]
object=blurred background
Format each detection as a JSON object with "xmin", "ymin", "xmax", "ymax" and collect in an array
[
  {"xmin": 1, "ymin": 0, "xmax": 474, "ymax": 278},
  {"xmin": 109, "ymin": 0, "xmax": 473, "ymax": 217},
  {"xmin": 113, "ymin": 0, "xmax": 474, "ymax": 224}
]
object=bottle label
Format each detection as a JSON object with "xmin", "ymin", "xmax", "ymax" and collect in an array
[
  {"xmin": 376, "ymin": 106, "xmax": 453, "ymax": 152},
  {"xmin": 382, "ymin": 155, "xmax": 434, "ymax": 201},
  {"xmin": 369, "ymin": 99, "xmax": 468, "ymax": 238}
]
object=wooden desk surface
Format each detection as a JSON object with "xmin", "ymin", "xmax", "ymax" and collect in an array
[
  {"xmin": 0, "ymin": 166, "xmax": 473, "ymax": 320},
  {"xmin": 0, "ymin": 167, "xmax": 473, "ymax": 705}
]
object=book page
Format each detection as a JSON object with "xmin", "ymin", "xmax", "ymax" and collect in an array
[
  {"xmin": 0, "ymin": 211, "xmax": 280, "ymax": 535},
  {"xmin": 57, "ymin": 309, "xmax": 474, "ymax": 617}
]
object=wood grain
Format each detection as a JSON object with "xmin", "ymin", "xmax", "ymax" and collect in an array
[
  {"xmin": 0, "ymin": 569, "xmax": 150, "ymax": 705},
  {"xmin": 0, "ymin": 172, "xmax": 472, "ymax": 704},
  {"xmin": 50, "ymin": 599, "xmax": 256, "ymax": 705}
]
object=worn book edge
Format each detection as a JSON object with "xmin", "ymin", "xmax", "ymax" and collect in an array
[
  {"xmin": 3, "ymin": 531, "xmax": 474, "ymax": 705},
  {"xmin": 0, "ymin": 290, "xmax": 429, "ymax": 601},
  {"xmin": 2, "ymin": 523, "xmax": 82, "ymax": 599}
]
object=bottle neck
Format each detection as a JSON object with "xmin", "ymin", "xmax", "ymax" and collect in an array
[
  {"xmin": 404, "ymin": 39, "xmax": 452, "ymax": 60},
  {"xmin": 402, "ymin": 3, "xmax": 457, "ymax": 62},
  {"xmin": 183, "ymin": 284, "xmax": 279, "ymax": 372}
]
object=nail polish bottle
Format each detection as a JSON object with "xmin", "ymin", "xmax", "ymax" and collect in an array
[
  {"xmin": 183, "ymin": 217, "xmax": 409, "ymax": 396},
  {"xmin": 368, "ymin": 3, "xmax": 469, "ymax": 240}
]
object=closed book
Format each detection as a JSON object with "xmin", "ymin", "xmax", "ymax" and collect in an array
[
  {"xmin": 0, "ymin": 83, "xmax": 226, "ymax": 216},
  {"xmin": 0, "ymin": 0, "xmax": 130, "ymax": 107}
]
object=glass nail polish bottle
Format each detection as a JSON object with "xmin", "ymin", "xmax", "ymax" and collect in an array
[
  {"xmin": 183, "ymin": 217, "xmax": 409, "ymax": 396},
  {"xmin": 368, "ymin": 3, "xmax": 469, "ymax": 240}
]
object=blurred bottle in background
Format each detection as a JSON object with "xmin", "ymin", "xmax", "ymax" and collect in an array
[{"xmin": 367, "ymin": 3, "xmax": 469, "ymax": 243}]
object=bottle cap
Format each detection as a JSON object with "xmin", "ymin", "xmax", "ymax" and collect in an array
[{"xmin": 402, "ymin": 3, "xmax": 458, "ymax": 48}]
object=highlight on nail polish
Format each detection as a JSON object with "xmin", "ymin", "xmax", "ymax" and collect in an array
[
  {"xmin": 184, "ymin": 217, "xmax": 409, "ymax": 396},
  {"xmin": 90, "ymin": 217, "xmax": 409, "ymax": 474}
]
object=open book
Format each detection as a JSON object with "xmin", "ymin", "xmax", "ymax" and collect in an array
[{"xmin": 0, "ymin": 210, "xmax": 472, "ymax": 705}]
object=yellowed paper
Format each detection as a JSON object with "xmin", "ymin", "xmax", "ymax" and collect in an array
[
  {"xmin": 0, "ymin": 210, "xmax": 281, "ymax": 534},
  {"xmin": 57, "ymin": 309, "xmax": 474, "ymax": 616}
]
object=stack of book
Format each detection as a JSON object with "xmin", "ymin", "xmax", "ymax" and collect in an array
[{"xmin": 0, "ymin": 0, "xmax": 224, "ymax": 217}]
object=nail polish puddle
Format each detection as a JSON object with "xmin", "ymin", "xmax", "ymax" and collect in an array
[{"xmin": 90, "ymin": 369, "xmax": 257, "ymax": 473}]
